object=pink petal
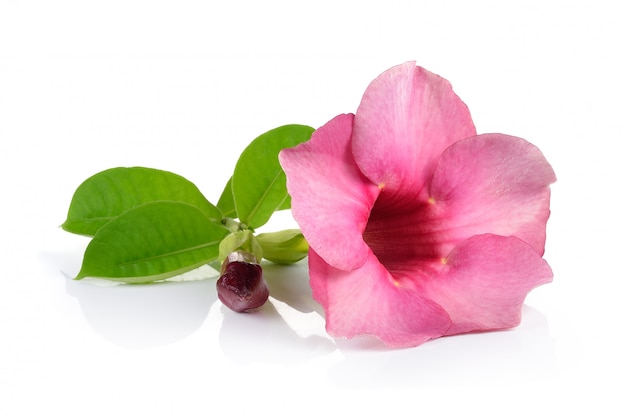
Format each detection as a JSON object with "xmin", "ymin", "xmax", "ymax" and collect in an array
[
  {"xmin": 428, "ymin": 133, "xmax": 556, "ymax": 255},
  {"xmin": 352, "ymin": 62, "xmax": 476, "ymax": 200},
  {"xmin": 362, "ymin": 134, "xmax": 555, "ymax": 272},
  {"xmin": 279, "ymin": 114, "xmax": 380, "ymax": 271},
  {"xmin": 414, "ymin": 234, "xmax": 553, "ymax": 335},
  {"xmin": 308, "ymin": 249, "xmax": 451, "ymax": 348}
]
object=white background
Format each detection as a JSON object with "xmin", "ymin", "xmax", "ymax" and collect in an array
[{"xmin": 1, "ymin": 1, "xmax": 624, "ymax": 417}]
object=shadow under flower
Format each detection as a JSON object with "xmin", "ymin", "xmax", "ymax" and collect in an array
[
  {"xmin": 328, "ymin": 305, "xmax": 557, "ymax": 388},
  {"xmin": 217, "ymin": 260, "xmax": 336, "ymax": 364},
  {"xmin": 261, "ymin": 261, "xmax": 324, "ymax": 316},
  {"xmin": 45, "ymin": 239, "xmax": 333, "ymax": 354}
]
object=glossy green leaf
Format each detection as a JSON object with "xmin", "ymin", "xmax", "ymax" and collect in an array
[
  {"xmin": 232, "ymin": 124, "xmax": 314, "ymax": 229},
  {"xmin": 63, "ymin": 167, "xmax": 222, "ymax": 236},
  {"xmin": 216, "ymin": 176, "xmax": 237, "ymax": 218},
  {"xmin": 76, "ymin": 201, "xmax": 229, "ymax": 283},
  {"xmin": 256, "ymin": 229, "xmax": 309, "ymax": 264}
]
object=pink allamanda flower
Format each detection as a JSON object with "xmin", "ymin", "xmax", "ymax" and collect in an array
[{"xmin": 279, "ymin": 62, "xmax": 556, "ymax": 348}]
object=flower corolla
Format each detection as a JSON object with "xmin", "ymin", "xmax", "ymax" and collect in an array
[{"xmin": 279, "ymin": 62, "xmax": 556, "ymax": 348}]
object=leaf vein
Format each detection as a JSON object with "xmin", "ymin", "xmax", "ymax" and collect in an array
[
  {"xmin": 114, "ymin": 240, "xmax": 221, "ymax": 268},
  {"xmin": 242, "ymin": 171, "xmax": 282, "ymax": 225}
]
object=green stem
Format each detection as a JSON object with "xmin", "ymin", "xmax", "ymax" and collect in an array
[{"xmin": 221, "ymin": 218, "xmax": 249, "ymax": 233}]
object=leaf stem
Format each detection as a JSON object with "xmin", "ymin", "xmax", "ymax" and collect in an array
[{"xmin": 222, "ymin": 218, "xmax": 249, "ymax": 233}]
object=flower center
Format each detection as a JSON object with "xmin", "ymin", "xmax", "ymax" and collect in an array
[{"xmin": 362, "ymin": 192, "xmax": 448, "ymax": 282}]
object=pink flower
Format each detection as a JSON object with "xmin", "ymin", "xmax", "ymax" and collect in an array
[{"xmin": 279, "ymin": 62, "xmax": 556, "ymax": 348}]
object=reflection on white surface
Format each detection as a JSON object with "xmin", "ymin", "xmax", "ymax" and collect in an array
[
  {"xmin": 65, "ymin": 275, "xmax": 216, "ymax": 349},
  {"xmin": 55, "ymin": 244, "xmax": 555, "ymax": 384},
  {"xmin": 26, "ymin": 229, "xmax": 565, "ymax": 417},
  {"xmin": 60, "ymin": 255, "xmax": 338, "ymax": 356},
  {"xmin": 329, "ymin": 305, "xmax": 556, "ymax": 388},
  {"xmin": 218, "ymin": 262, "xmax": 337, "ymax": 363}
]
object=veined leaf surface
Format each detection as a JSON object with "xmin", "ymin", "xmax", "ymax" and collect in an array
[
  {"xmin": 76, "ymin": 201, "xmax": 228, "ymax": 283},
  {"xmin": 232, "ymin": 124, "xmax": 314, "ymax": 229},
  {"xmin": 63, "ymin": 167, "xmax": 221, "ymax": 236}
]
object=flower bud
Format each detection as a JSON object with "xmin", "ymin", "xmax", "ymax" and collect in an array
[{"xmin": 217, "ymin": 251, "xmax": 269, "ymax": 312}]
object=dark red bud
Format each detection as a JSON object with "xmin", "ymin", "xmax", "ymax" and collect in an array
[
  {"xmin": 220, "ymin": 250, "xmax": 258, "ymax": 274},
  {"xmin": 217, "ymin": 261, "xmax": 269, "ymax": 312}
]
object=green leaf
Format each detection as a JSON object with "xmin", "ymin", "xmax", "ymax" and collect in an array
[
  {"xmin": 256, "ymin": 229, "xmax": 309, "ymax": 264},
  {"xmin": 63, "ymin": 167, "xmax": 222, "ymax": 236},
  {"xmin": 232, "ymin": 124, "xmax": 314, "ymax": 229},
  {"xmin": 216, "ymin": 176, "xmax": 237, "ymax": 218},
  {"xmin": 276, "ymin": 194, "xmax": 291, "ymax": 211},
  {"xmin": 76, "ymin": 201, "xmax": 229, "ymax": 283}
]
